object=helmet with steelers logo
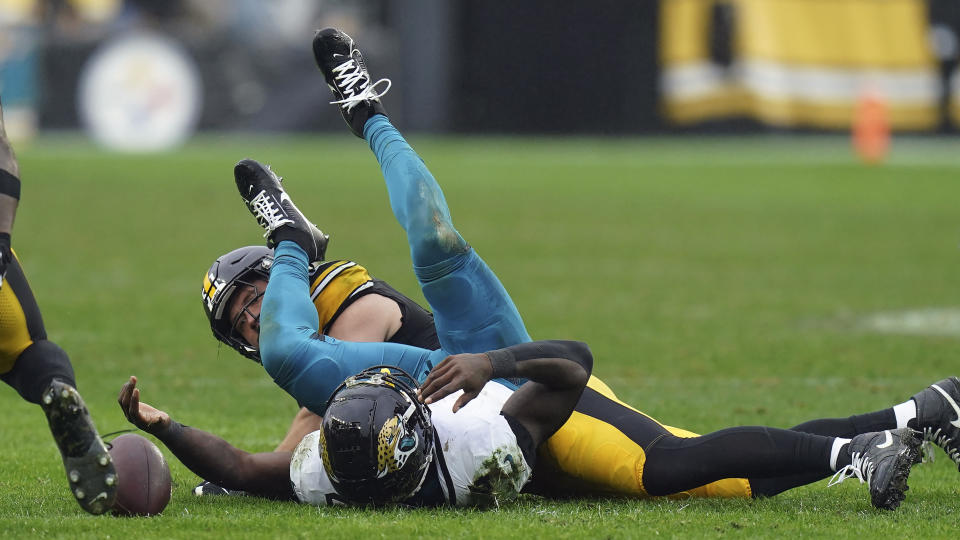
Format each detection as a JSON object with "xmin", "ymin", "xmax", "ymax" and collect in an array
[
  {"xmin": 320, "ymin": 366, "xmax": 434, "ymax": 504},
  {"xmin": 201, "ymin": 245, "xmax": 273, "ymax": 362}
]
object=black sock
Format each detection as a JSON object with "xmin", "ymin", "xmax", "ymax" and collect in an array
[
  {"xmin": 747, "ymin": 410, "xmax": 896, "ymax": 497},
  {"xmin": 273, "ymin": 228, "xmax": 315, "ymax": 260},
  {"xmin": 642, "ymin": 426, "xmax": 834, "ymax": 496},
  {"xmin": 0, "ymin": 169, "xmax": 21, "ymax": 200},
  {"xmin": 788, "ymin": 409, "xmax": 896, "ymax": 438}
]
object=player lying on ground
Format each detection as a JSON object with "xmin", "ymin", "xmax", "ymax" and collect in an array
[
  {"xmin": 191, "ymin": 28, "xmax": 960, "ymax": 506},
  {"xmin": 0, "ymin": 97, "xmax": 116, "ymax": 514},
  {"xmin": 200, "ymin": 244, "xmax": 440, "ymax": 462},
  {"xmin": 121, "ymin": 335, "xmax": 594, "ymax": 505},
  {"xmin": 201, "ymin": 243, "xmax": 960, "ymax": 504}
]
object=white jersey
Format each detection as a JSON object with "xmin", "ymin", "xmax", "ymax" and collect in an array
[{"xmin": 290, "ymin": 381, "xmax": 531, "ymax": 507}]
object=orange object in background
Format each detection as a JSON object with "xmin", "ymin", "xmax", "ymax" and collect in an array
[{"xmin": 852, "ymin": 91, "xmax": 891, "ymax": 164}]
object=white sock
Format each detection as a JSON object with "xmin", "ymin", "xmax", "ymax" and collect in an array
[
  {"xmin": 830, "ymin": 437, "xmax": 852, "ymax": 471},
  {"xmin": 893, "ymin": 400, "xmax": 917, "ymax": 429}
]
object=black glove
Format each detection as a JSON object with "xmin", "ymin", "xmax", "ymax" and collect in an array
[{"xmin": 0, "ymin": 232, "xmax": 11, "ymax": 289}]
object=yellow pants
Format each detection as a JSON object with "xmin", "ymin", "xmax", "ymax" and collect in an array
[
  {"xmin": 0, "ymin": 251, "xmax": 45, "ymax": 374},
  {"xmin": 536, "ymin": 376, "xmax": 752, "ymax": 499}
]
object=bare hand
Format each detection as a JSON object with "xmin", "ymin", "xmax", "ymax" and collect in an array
[
  {"xmin": 117, "ymin": 376, "xmax": 171, "ymax": 435},
  {"xmin": 417, "ymin": 353, "xmax": 493, "ymax": 412}
]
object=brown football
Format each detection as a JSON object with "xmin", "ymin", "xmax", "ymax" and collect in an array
[{"xmin": 108, "ymin": 433, "xmax": 172, "ymax": 516}]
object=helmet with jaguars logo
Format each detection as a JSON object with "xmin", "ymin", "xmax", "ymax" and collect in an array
[
  {"xmin": 320, "ymin": 366, "xmax": 434, "ymax": 504},
  {"xmin": 201, "ymin": 246, "xmax": 273, "ymax": 362}
]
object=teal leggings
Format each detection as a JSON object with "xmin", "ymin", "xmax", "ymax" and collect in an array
[{"xmin": 365, "ymin": 115, "xmax": 531, "ymax": 354}]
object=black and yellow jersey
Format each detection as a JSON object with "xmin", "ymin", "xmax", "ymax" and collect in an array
[{"xmin": 307, "ymin": 260, "xmax": 440, "ymax": 351}]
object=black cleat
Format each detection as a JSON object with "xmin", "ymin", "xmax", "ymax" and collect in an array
[
  {"xmin": 41, "ymin": 380, "xmax": 117, "ymax": 515},
  {"xmin": 234, "ymin": 158, "xmax": 329, "ymax": 262},
  {"xmin": 312, "ymin": 27, "xmax": 390, "ymax": 138},
  {"xmin": 193, "ymin": 480, "xmax": 247, "ymax": 497},
  {"xmin": 828, "ymin": 428, "xmax": 921, "ymax": 511},
  {"xmin": 911, "ymin": 376, "xmax": 960, "ymax": 469}
]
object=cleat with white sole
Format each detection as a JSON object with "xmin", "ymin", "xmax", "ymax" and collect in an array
[{"xmin": 828, "ymin": 428, "xmax": 921, "ymax": 510}]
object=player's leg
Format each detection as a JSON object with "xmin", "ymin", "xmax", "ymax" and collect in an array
[
  {"xmin": 0, "ymin": 254, "xmax": 116, "ymax": 514},
  {"xmin": 748, "ymin": 376, "xmax": 960, "ymax": 496},
  {"xmin": 365, "ymin": 115, "xmax": 531, "ymax": 353},
  {"xmin": 788, "ymin": 378, "xmax": 960, "ymax": 466},
  {"xmin": 313, "ymin": 28, "xmax": 530, "ymax": 353},
  {"xmin": 744, "ymin": 400, "xmax": 907, "ymax": 497},
  {"xmin": 532, "ymin": 378, "xmax": 752, "ymax": 499},
  {"xmin": 563, "ymin": 382, "xmax": 921, "ymax": 509},
  {"xmin": 0, "ymin": 256, "xmax": 71, "ymax": 399},
  {"xmin": 641, "ymin": 376, "xmax": 960, "ymax": 499},
  {"xmin": 0, "ymin": 100, "xmax": 115, "ymax": 514},
  {"xmin": 539, "ymin": 377, "xmax": 922, "ymax": 508},
  {"xmin": 641, "ymin": 425, "xmax": 920, "ymax": 510}
]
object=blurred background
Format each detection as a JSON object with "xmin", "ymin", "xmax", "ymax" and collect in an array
[{"xmin": 1, "ymin": 0, "xmax": 958, "ymax": 150}]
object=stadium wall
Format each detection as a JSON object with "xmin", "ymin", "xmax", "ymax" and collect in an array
[{"xmin": 5, "ymin": 0, "xmax": 959, "ymax": 135}]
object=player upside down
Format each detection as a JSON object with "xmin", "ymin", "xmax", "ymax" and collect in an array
[{"xmin": 119, "ymin": 28, "xmax": 960, "ymax": 511}]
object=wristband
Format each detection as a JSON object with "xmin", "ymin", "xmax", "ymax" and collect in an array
[
  {"xmin": 155, "ymin": 420, "xmax": 184, "ymax": 442},
  {"xmin": 486, "ymin": 348, "xmax": 516, "ymax": 379},
  {"xmin": 0, "ymin": 169, "xmax": 20, "ymax": 200}
]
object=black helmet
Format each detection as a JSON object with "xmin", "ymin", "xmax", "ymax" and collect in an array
[
  {"xmin": 321, "ymin": 366, "xmax": 434, "ymax": 505},
  {"xmin": 201, "ymin": 246, "xmax": 273, "ymax": 362}
]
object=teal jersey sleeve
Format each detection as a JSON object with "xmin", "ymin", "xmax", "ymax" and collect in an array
[
  {"xmin": 267, "ymin": 335, "xmax": 447, "ymax": 414},
  {"xmin": 260, "ymin": 242, "xmax": 452, "ymax": 413},
  {"xmin": 260, "ymin": 242, "xmax": 518, "ymax": 414}
]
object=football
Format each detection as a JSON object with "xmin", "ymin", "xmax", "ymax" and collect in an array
[{"xmin": 108, "ymin": 433, "xmax": 172, "ymax": 516}]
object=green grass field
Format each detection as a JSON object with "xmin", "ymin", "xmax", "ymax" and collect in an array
[{"xmin": 0, "ymin": 134, "xmax": 958, "ymax": 538}]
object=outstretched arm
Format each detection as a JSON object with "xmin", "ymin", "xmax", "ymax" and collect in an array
[
  {"xmin": 418, "ymin": 340, "xmax": 592, "ymax": 446},
  {"xmin": 117, "ymin": 376, "xmax": 295, "ymax": 500}
]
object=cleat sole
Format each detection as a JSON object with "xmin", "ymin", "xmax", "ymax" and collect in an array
[
  {"xmin": 871, "ymin": 431, "xmax": 921, "ymax": 511},
  {"xmin": 41, "ymin": 381, "xmax": 117, "ymax": 515}
]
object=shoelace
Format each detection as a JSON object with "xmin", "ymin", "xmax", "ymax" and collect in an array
[
  {"xmin": 920, "ymin": 426, "xmax": 960, "ymax": 466},
  {"xmin": 248, "ymin": 190, "xmax": 292, "ymax": 235},
  {"xmin": 827, "ymin": 452, "xmax": 874, "ymax": 488},
  {"xmin": 329, "ymin": 51, "xmax": 392, "ymax": 112}
]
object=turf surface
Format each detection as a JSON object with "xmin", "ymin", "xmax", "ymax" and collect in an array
[{"xmin": 0, "ymin": 134, "xmax": 958, "ymax": 538}]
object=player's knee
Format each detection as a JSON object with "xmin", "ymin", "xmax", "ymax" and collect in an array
[
  {"xmin": 409, "ymin": 229, "xmax": 466, "ymax": 263},
  {"xmin": 0, "ymin": 340, "xmax": 75, "ymax": 404},
  {"xmin": 563, "ymin": 341, "xmax": 593, "ymax": 380},
  {"xmin": 397, "ymin": 172, "xmax": 463, "ymax": 246}
]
